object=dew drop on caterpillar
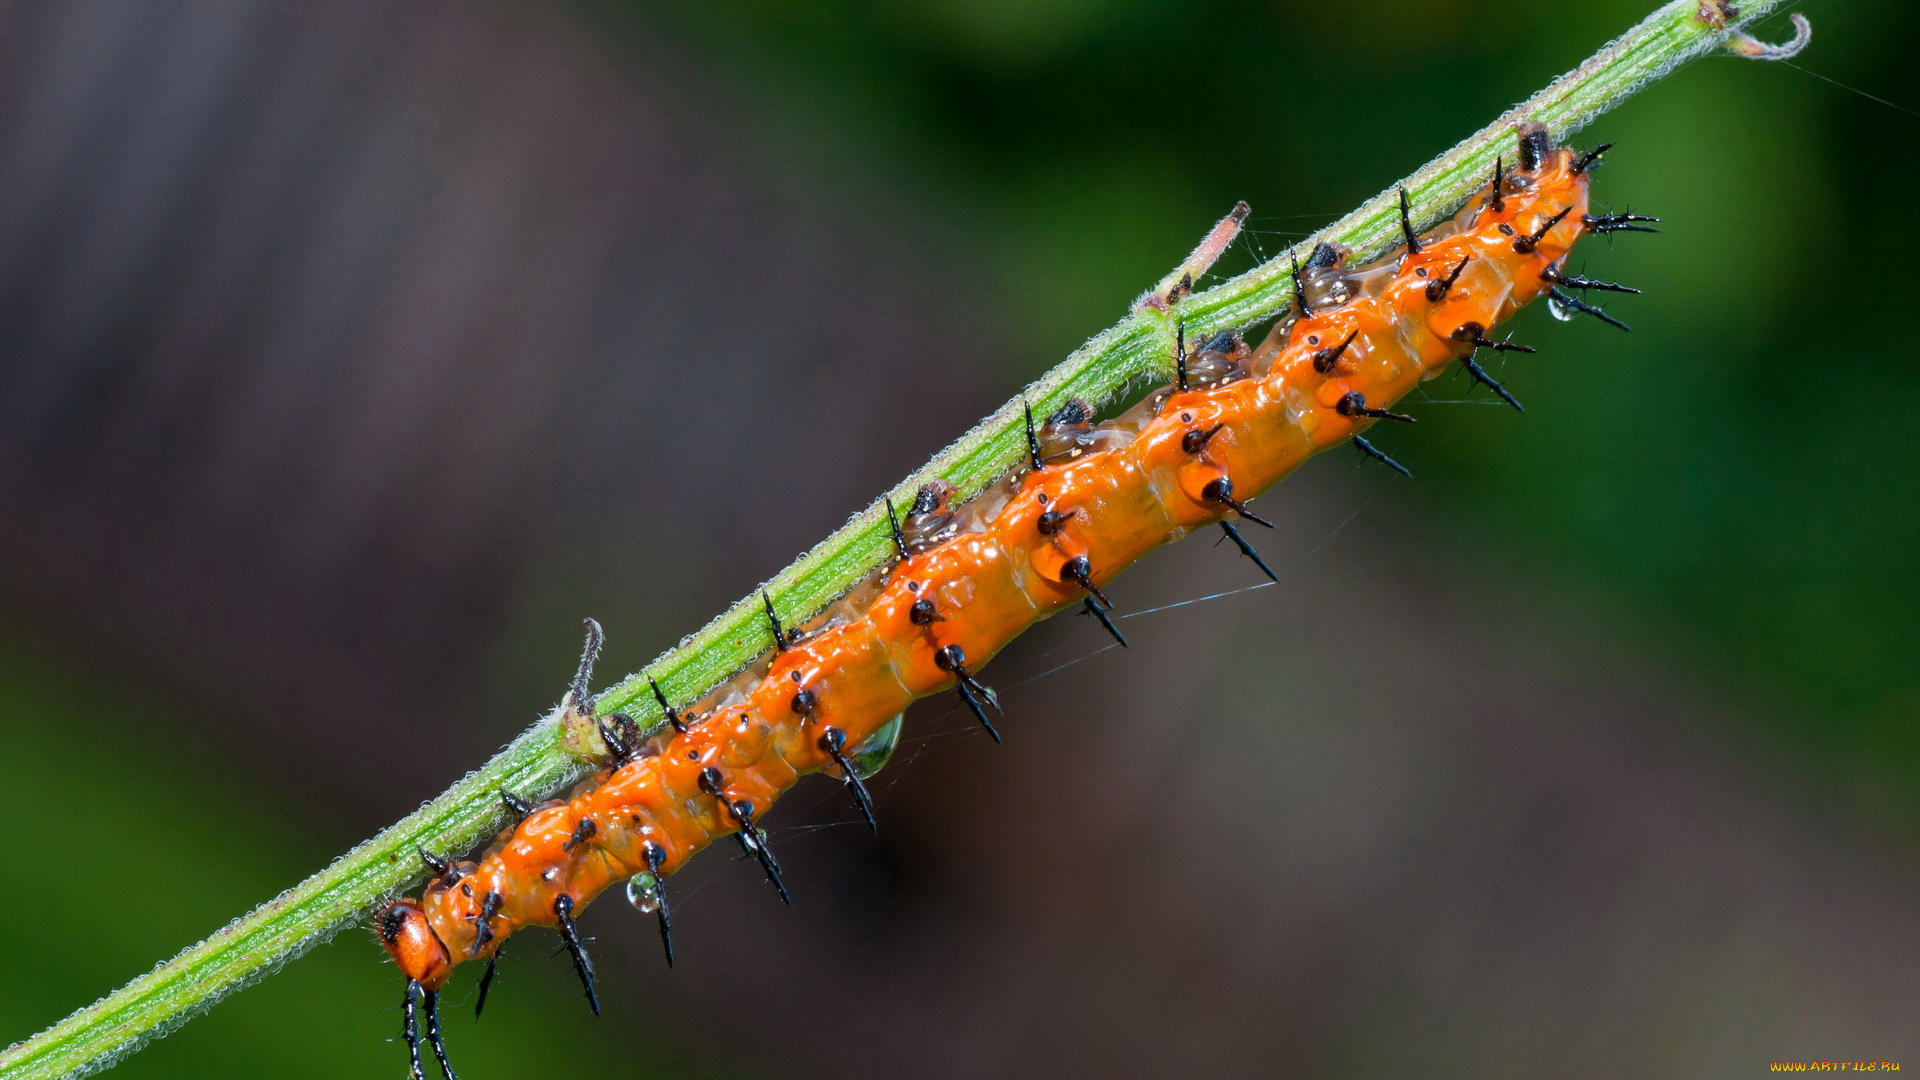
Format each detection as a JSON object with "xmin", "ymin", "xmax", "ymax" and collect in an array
[{"xmin": 374, "ymin": 122, "xmax": 1644, "ymax": 1080}]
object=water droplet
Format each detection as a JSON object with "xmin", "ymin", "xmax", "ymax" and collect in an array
[
  {"xmin": 625, "ymin": 872, "xmax": 661, "ymax": 913},
  {"xmin": 848, "ymin": 714, "xmax": 904, "ymax": 779},
  {"xmin": 1547, "ymin": 296, "xmax": 1576, "ymax": 322}
]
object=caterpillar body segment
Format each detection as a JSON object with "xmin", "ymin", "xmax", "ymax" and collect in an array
[{"xmin": 377, "ymin": 126, "xmax": 1620, "ymax": 1078}]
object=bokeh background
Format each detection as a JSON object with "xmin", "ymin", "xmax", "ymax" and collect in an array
[{"xmin": 0, "ymin": 0, "xmax": 1914, "ymax": 1076}]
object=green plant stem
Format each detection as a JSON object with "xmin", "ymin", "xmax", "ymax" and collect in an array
[{"xmin": 0, "ymin": 2, "xmax": 1793, "ymax": 1076}]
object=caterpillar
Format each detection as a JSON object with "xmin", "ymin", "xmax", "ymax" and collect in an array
[{"xmin": 376, "ymin": 122, "xmax": 1649, "ymax": 1080}]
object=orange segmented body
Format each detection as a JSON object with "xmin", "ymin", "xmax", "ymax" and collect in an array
[{"xmin": 376, "ymin": 125, "xmax": 1637, "ymax": 1079}]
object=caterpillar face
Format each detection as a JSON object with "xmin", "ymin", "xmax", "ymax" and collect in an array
[{"xmin": 376, "ymin": 899, "xmax": 454, "ymax": 991}]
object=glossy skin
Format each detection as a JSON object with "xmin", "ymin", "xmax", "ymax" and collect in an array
[{"xmin": 378, "ymin": 133, "xmax": 1594, "ymax": 993}]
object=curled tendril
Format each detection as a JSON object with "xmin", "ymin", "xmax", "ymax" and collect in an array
[{"xmin": 1726, "ymin": 12, "xmax": 1811, "ymax": 61}]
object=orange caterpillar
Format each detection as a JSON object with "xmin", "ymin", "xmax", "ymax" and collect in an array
[{"xmin": 376, "ymin": 125, "xmax": 1648, "ymax": 1080}]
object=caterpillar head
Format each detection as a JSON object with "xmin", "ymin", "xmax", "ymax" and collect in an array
[{"xmin": 376, "ymin": 898, "xmax": 454, "ymax": 990}]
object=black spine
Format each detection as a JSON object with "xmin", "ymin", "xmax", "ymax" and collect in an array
[
  {"xmin": 1081, "ymin": 596, "xmax": 1128, "ymax": 648},
  {"xmin": 1218, "ymin": 521, "xmax": 1278, "ymax": 583},
  {"xmin": 1352, "ymin": 435, "xmax": 1412, "ymax": 478},
  {"xmin": 552, "ymin": 895, "xmax": 600, "ymax": 1016},
  {"xmin": 1398, "ymin": 187, "xmax": 1421, "ymax": 255},
  {"xmin": 649, "ymin": 677, "xmax": 688, "ymax": 733}
]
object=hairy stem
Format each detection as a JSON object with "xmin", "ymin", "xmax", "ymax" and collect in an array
[{"xmin": 0, "ymin": 2, "xmax": 1794, "ymax": 1076}]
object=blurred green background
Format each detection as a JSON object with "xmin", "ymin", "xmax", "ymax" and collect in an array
[{"xmin": 0, "ymin": 0, "xmax": 1915, "ymax": 1077}]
